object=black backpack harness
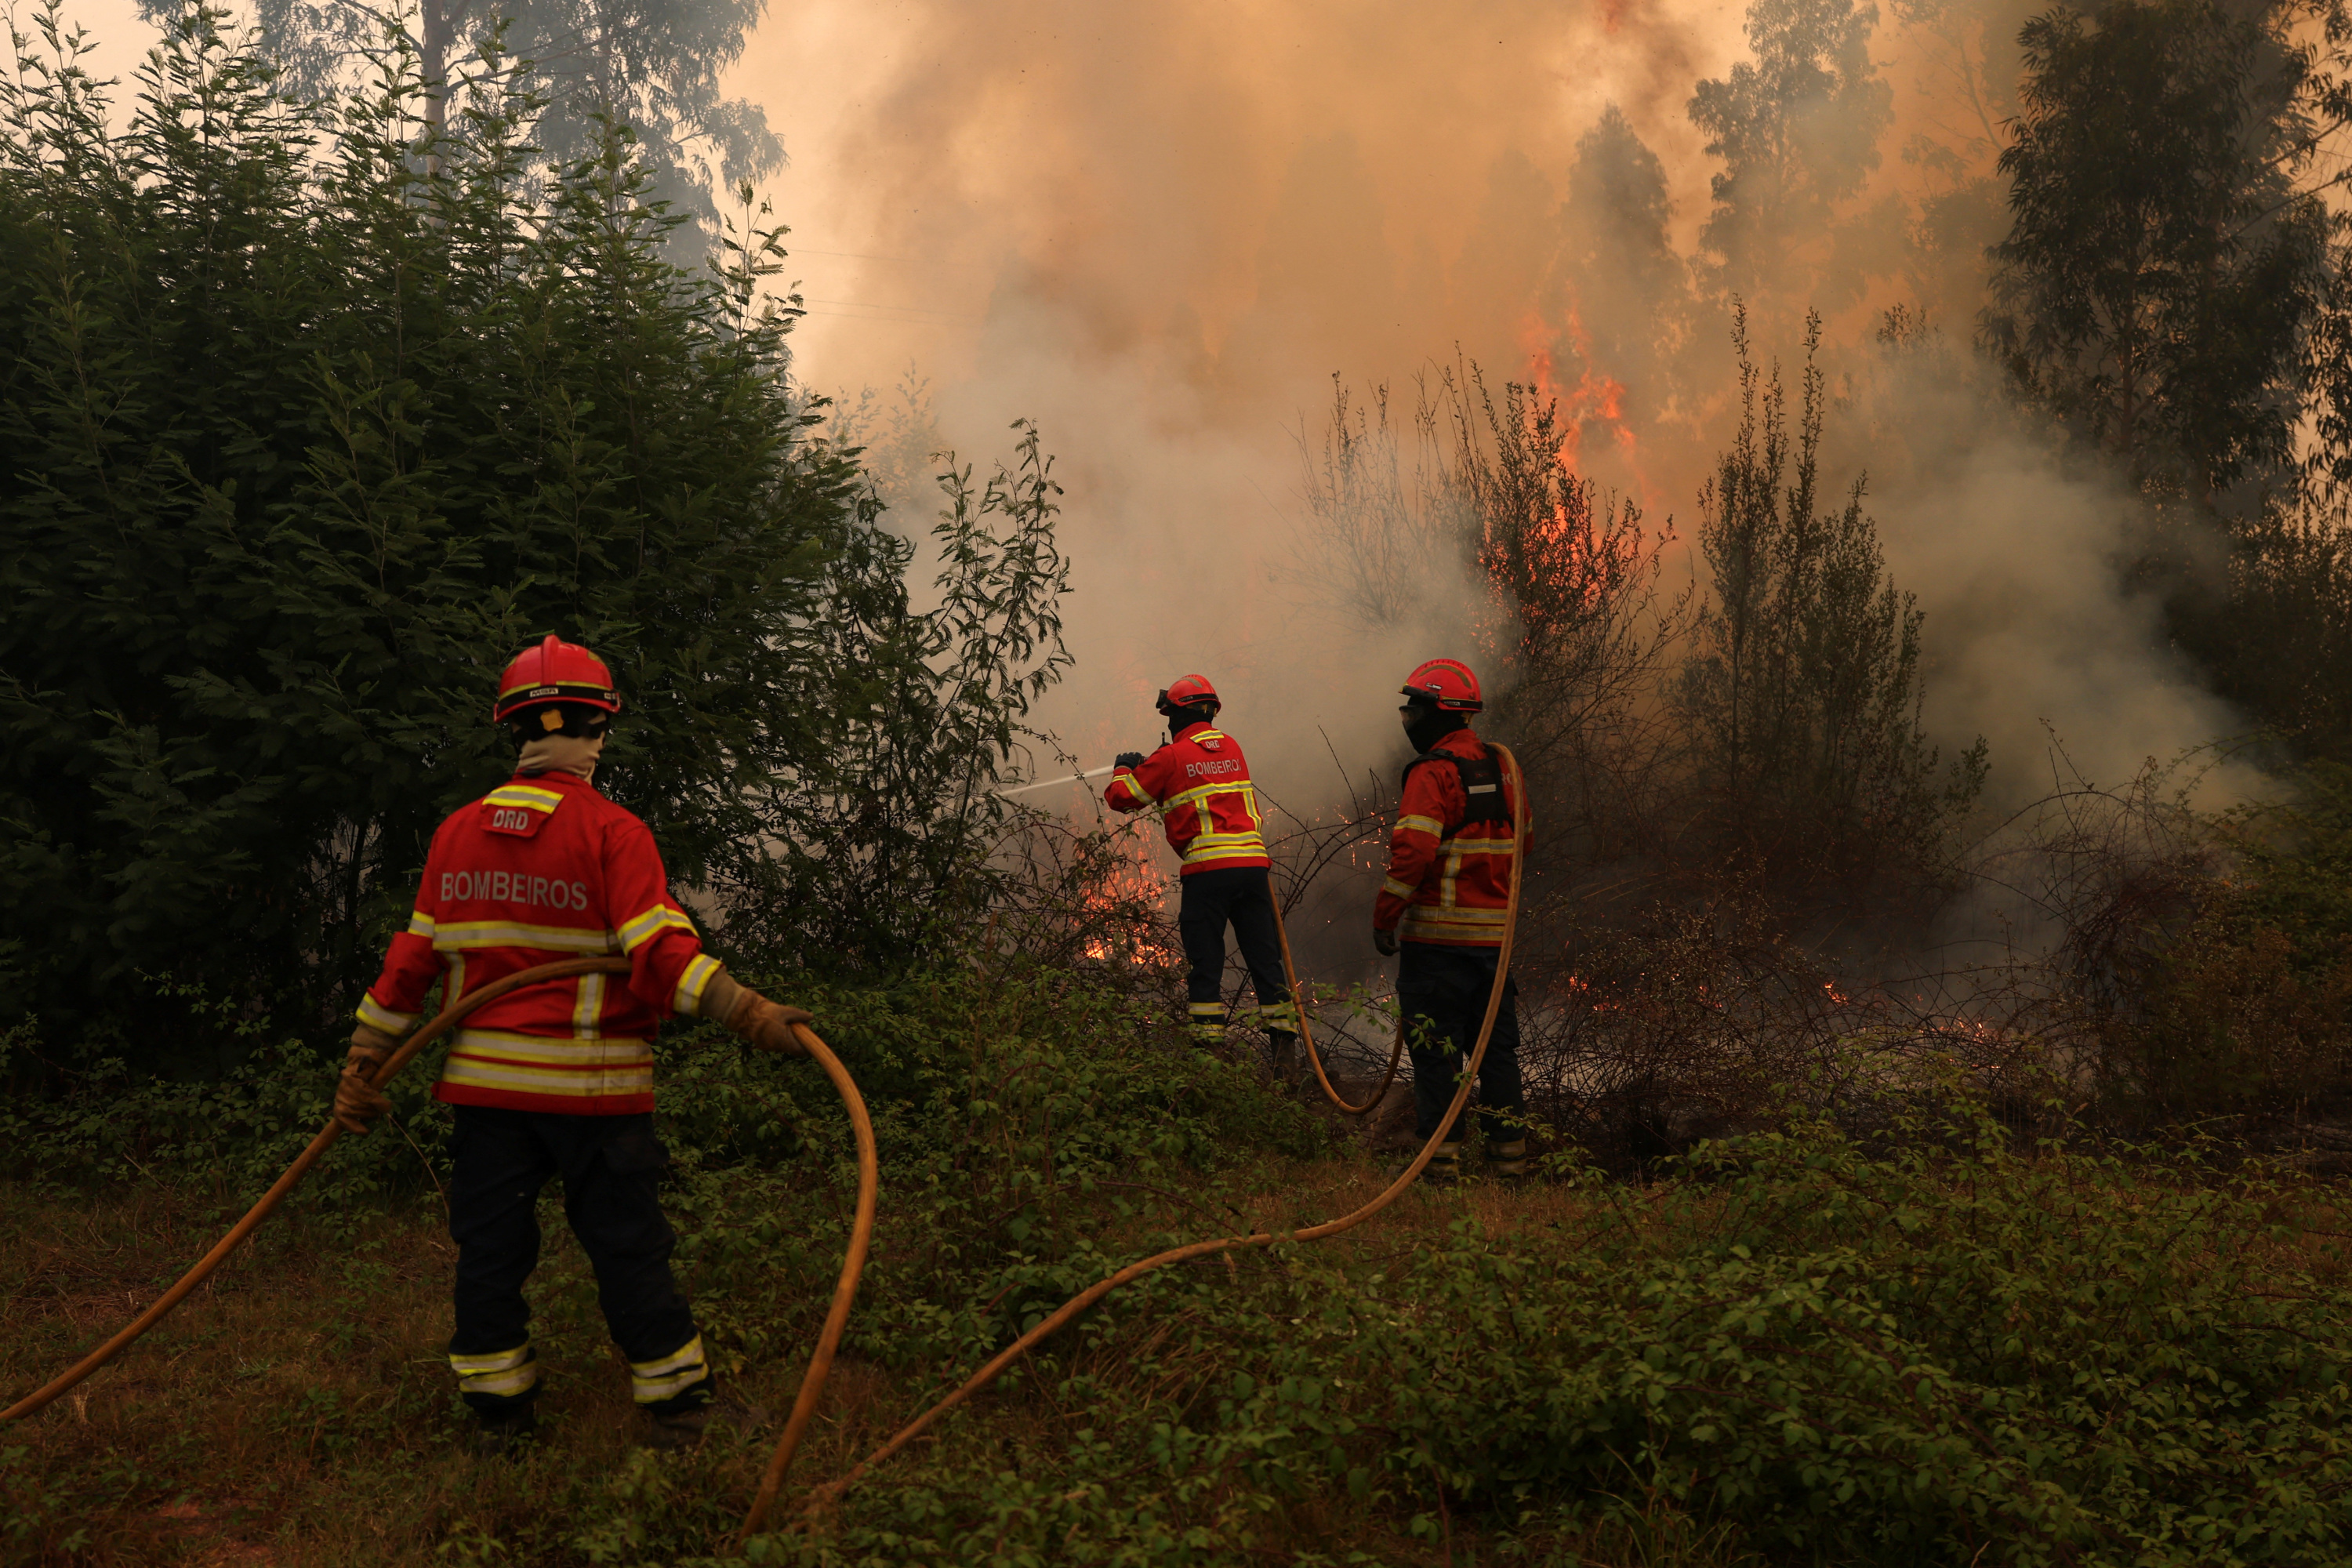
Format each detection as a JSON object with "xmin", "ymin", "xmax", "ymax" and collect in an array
[{"xmin": 1400, "ymin": 749, "xmax": 1512, "ymax": 838}]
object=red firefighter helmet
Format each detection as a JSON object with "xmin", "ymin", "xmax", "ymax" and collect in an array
[
  {"xmin": 494, "ymin": 634, "xmax": 623, "ymax": 723},
  {"xmin": 1155, "ymin": 673, "xmax": 1221, "ymax": 717},
  {"xmin": 1399, "ymin": 658, "xmax": 1482, "ymax": 713}
]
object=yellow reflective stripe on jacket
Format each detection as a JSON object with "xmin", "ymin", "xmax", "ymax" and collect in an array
[
  {"xmin": 673, "ymin": 953, "xmax": 720, "ymax": 1015},
  {"xmin": 1183, "ymin": 844, "xmax": 1268, "ymax": 864},
  {"xmin": 618, "ymin": 904, "xmax": 695, "ymax": 953},
  {"xmin": 483, "ymin": 784, "xmax": 564, "ymax": 815},
  {"xmin": 1399, "ymin": 905, "xmax": 1511, "ymax": 941},
  {"xmin": 431, "ymin": 920, "xmax": 619, "ymax": 953},
  {"xmin": 571, "ymin": 970, "xmax": 605, "ymax": 1038},
  {"xmin": 1163, "ymin": 778, "xmax": 1261, "ymax": 815},
  {"xmin": 405, "ymin": 911, "xmax": 435, "ymax": 938},
  {"xmin": 439, "ymin": 1030, "xmax": 654, "ymax": 1099},
  {"xmin": 1396, "ymin": 815, "xmax": 1446, "ymax": 838},
  {"xmin": 355, "ymin": 993, "xmax": 416, "ymax": 1033},
  {"xmin": 629, "ymin": 1334, "xmax": 710, "ymax": 1403}
]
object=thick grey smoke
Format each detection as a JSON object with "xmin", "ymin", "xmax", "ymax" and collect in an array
[
  {"xmin": 1845, "ymin": 341, "xmax": 2261, "ymax": 811},
  {"xmin": 720, "ymin": 0, "xmax": 2259, "ymax": 837},
  {"xmin": 60, "ymin": 0, "xmax": 2265, "ymax": 858}
]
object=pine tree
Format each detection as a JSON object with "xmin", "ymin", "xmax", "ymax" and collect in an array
[{"xmin": 1676, "ymin": 308, "xmax": 1983, "ymax": 891}]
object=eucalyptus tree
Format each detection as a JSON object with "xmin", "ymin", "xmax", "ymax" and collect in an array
[{"xmin": 136, "ymin": 0, "xmax": 782, "ymax": 251}]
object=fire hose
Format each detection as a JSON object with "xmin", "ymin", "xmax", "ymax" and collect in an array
[
  {"xmin": 750, "ymin": 742, "xmax": 1528, "ymax": 1538},
  {"xmin": 1269, "ymin": 889, "xmax": 1403, "ymax": 1116},
  {"xmin": 0, "ymin": 955, "xmax": 882, "ymax": 1548},
  {"xmin": 4, "ymin": 745, "xmax": 1524, "ymax": 1552}
]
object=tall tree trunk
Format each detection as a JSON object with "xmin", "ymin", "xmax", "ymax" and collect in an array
[{"xmin": 421, "ymin": 0, "xmax": 457, "ymax": 142}]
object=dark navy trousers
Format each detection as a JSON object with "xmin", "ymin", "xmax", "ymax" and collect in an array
[
  {"xmin": 445, "ymin": 1105, "xmax": 707, "ymax": 1414},
  {"xmin": 1396, "ymin": 941, "xmax": 1524, "ymax": 1144},
  {"xmin": 1176, "ymin": 866, "xmax": 1295, "ymax": 1040}
]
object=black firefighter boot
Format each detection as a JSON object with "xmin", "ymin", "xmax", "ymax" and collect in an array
[
  {"xmin": 1266, "ymin": 1029, "xmax": 1298, "ymax": 1083},
  {"xmin": 643, "ymin": 1388, "xmax": 714, "ymax": 1451},
  {"xmin": 472, "ymin": 1399, "xmax": 539, "ymax": 1459},
  {"xmin": 1490, "ymin": 1138, "xmax": 1531, "ymax": 1180},
  {"xmin": 642, "ymin": 1386, "xmax": 768, "ymax": 1451},
  {"xmin": 1418, "ymin": 1142, "xmax": 1465, "ymax": 1186}
]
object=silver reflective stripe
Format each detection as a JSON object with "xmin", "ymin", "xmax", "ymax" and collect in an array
[
  {"xmin": 449, "ymin": 1342, "xmax": 538, "ymax": 1399},
  {"xmin": 629, "ymin": 1334, "xmax": 710, "ymax": 1404}
]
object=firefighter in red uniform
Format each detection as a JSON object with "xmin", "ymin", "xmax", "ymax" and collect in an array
[
  {"xmin": 332, "ymin": 636, "xmax": 813, "ymax": 1454},
  {"xmin": 1374, "ymin": 659, "xmax": 1528, "ymax": 1183},
  {"xmin": 1103, "ymin": 675, "xmax": 1299, "ymax": 1067}
]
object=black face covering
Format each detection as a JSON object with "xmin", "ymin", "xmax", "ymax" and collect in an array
[
  {"xmin": 506, "ymin": 702, "xmax": 612, "ymax": 749},
  {"xmin": 1164, "ymin": 702, "xmax": 1216, "ymax": 737},
  {"xmin": 1402, "ymin": 699, "xmax": 1465, "ymax": 755}
]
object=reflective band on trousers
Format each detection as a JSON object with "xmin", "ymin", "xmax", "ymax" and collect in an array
[
  {"xmin": 630, "ymin": 1334, "xmax": 710, "ymax": 1404},
  {"xmin": 449, "ymin": 1342, "xmax": 539, "ymax": 1399}
]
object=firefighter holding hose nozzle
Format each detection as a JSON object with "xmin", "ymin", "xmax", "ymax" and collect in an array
[
  {"xmin": 1103, "ymin": 675, "xmax": 1300, "ymax": 1071},
  {"xmin": 334, "ymin": 635, "xmax": 815, "ymax": 1456},
  {"xmin": 1375, "ymin": 659, "xmax": 1529, "ymax": 1185}
]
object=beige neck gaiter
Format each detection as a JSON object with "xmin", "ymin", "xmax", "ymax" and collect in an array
[{"xmin": 517, "ymin": 733, "xmax": 605, "ymax": 782}]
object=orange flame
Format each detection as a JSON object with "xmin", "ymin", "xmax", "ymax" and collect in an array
[
  {"xmin": 1080, "ymin": 828, "xmax": 1172, "ymax": 965},
  {"xmin": 1519, "ymin": 303, "xmax": 1634, "ymax": 472}
]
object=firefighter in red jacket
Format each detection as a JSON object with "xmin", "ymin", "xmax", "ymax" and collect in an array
[
  {"xmin": 331, "ymin": 636, "xmax": 812, "ymax": 1454},
  {"xmin": 1374, "ymin": 659, "xmax": 1528, "ymax": 1182},
  {"xmin": 1104, "ymin": 675, "xmax": 1298, "ymax": 1067}
]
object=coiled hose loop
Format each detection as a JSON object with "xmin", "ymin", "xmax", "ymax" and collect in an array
[
  {"xmin": 1269, "ymin": 887, "xmax": 1403, "ymax": 1115},
  {"xmin": 760, "ymin": 742, "xmax": 1529, "ymax": 1539}
]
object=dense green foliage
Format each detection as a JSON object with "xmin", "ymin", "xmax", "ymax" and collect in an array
[
  {"xmin": 2095, "ymin": 764, "xmax": 2352, "ymax": 1123},
  {"xmin": 0, "ymin": 12, "xmax": 1068, "ymax": 1065},
  {"xmin": 1985, "ymin": 0, "xmax": 2341, "ymax": 502}
]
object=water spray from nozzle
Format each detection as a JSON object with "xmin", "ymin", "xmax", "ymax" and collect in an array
[{"xmin": 997, "ymin": 763, "xmax": 1116, "ymax": 797}]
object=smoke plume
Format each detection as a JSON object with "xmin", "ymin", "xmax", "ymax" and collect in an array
[
  {"xmin": 61, "ymin": 0, "xmax": 2267, "ymax": 941},
  {"xmin": 730, "ymin": 0, "xmax": 2252, "ymax": 840}
]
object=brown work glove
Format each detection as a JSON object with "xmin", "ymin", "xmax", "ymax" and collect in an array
[
  {"xmin": 699, "ymin": 969, "xmax": 813, "ymax": 1056},
  {"xmin": 1374, "ymin": 925, "xmax": 1400, "ymax": 957},
  {"xmin": 334, "ymin": 1024, "xmax": 399, "ymax": 1134}
]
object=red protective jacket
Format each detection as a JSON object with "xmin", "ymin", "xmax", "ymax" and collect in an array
[
  {"xmin": 1102, "ymin": 721, "xmax": 1271, "ymax": 874},
  {"xmin": 1374, "ymin": 728, "xmax": 1524, "ymax": 947},
  {"xmin": 356, "ymin": 770, "xmax": 720, "ymax": 1114}
]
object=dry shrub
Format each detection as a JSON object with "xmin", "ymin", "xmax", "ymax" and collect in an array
[
  {"xmin": 987, "ymin": 800, "xmax": 1180, "ymax": 982},
  {"xmin": 1511, "ymin": 891, "xmax": 2062, "ymax": 1171},
  {"xmin": 2106, "ymin": 920, "xmax": 2352, "ymax": 1127}
]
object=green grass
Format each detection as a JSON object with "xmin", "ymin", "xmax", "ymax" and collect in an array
[{"xmin": 8, "ymin": 967, "xmax": 2352, "ymax": 1566}]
